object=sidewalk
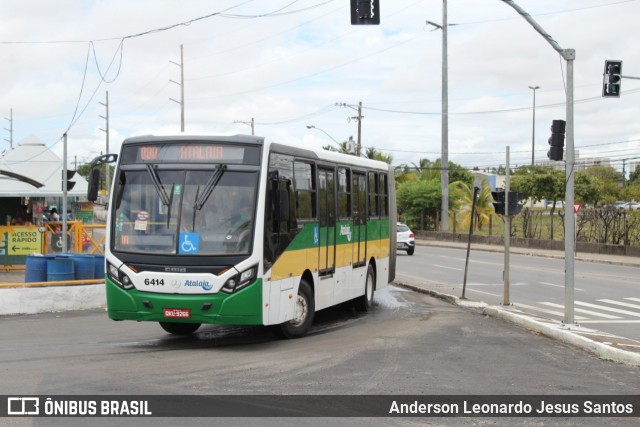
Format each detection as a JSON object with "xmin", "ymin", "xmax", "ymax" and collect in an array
[{"xmin": 393, "ymin": 238, "xmax": 640, "ymax": 366}]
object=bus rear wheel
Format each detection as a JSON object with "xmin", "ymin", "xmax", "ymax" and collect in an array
[
  {"xmin": 159, "ymin": 322, "xmax": 201, "ymax": 335},
  {"xmin": 355, "ymin": 264, "xmax": 375, "ymax": 312},
  {"xmin": 277, "ymin": 279, "xmax": 315, "ymax": 339}
]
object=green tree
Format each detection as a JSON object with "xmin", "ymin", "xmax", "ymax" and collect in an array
[
  {"xmin": 574, "ymin": 173, "xmax": 602, "ymax": 206},
  {"xmin": 581, "ymin": 165, "xmax": 622, "ymax": 205},
  {"xmin": 629, "ymin": 167, "xmax": 640, "ymax": 185},
  {"xmin": 511, "ymin": 165, "xmax": 564, "ymax": 239},
  {"xmin": 396, "ymin": 179, "xmax": 440, "ymax": 230}
]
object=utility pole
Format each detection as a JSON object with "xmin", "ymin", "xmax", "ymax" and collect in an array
[
  {"xmin": 529, "ymin": 85, "xmax": 539, "ymax": 165},
  {"xmin": 502, "ymin": 0, "xmax": 576, "ymax": 325},
  {"xmin": 504, "ymin": 146, "xmax": 511, "ymax": 306},
  {"xmin": 170, "ymin": 44, "xmax": 185, "ymax": 132},
  {"xmin": 336, "ymin": 102, "xmax": 364, "ymax": 156},
  {"xmin": 234, "ymin": 118, "xmax": 255, "ymax": 135},
  {"xmin": 3, "ymin": 108, "xmax": 12, "ymax": 150},
  {"xmin": 427, "ymin": 0, "xmax": 449, "ymax": 232},
  {"xmin": 99, "ymin": 91, "xmax": 110, "ymax": 196},
  {"xmin": 356, "ymin": 101, "xmax": 363, "ymax": 156}
]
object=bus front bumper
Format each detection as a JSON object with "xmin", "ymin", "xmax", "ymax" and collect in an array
[{"xmin": 105, "ymin": 278, "xmax": 263, "ymax": 325}]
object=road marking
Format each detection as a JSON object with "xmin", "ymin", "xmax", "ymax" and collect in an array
[
  {"xmin": 626, "ymin": 297, "xmax": 640, "ymax": 303},
  {"xmin": 539, "ymin": 281, "xmax": 584, "ymax": 291},
  {"xmin": 597, "ymin": 299, "xmax": 640, "ymax": 310},
  {"xmin": 540, "ymin": 302, "xmax": 621, "ymax": 319},
  {"xmin": 433, "ymin": 264, "xmax": 462, "ymax": 271},
  {"xmin": 575, "ymin": 301, "xmax": 640, "ymax": 317},
  {"xmin": 578, "ymin": 320, "xmax": 640, "ymax": 324},
  {"xmin": 465, "ymin": 288, "xmax": 501, "ymax": 298},
  {"xmin": 514, "ymin": 302, "xmax": 588, "ymax": 320}
]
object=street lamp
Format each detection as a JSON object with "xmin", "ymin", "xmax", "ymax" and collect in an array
[
  {"xmin": 529, "ymin": 85, "xmax": 539, "ymax": 165},
  {"xmin": 306, "ymin": 125, "xmax": 340, "ymax": 147},
  {"xmin": 426, "ymin": 0, "xmax": 450, "ymax": 232}
]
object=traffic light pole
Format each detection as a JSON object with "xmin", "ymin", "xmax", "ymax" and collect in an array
[
  {"xmin": 62, "ymin": 133, "xmax": 69, "ymax": 254},
  {"xmin": 503, "ymin": 147, "xmax": 511, "ymax": 306},
  {"xmin": 502, "ymin": 0, "xmax": 576, "ymax": 325}
]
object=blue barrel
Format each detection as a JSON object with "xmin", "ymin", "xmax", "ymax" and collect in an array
[
  {"xmin": 46, "ymin": 257, "xmax": 75, "ymax": 282},
  {"xmin": 25, "ymin": 255, "xmax": 48, "ymax": 282},
  {"xmin": 71, "ymin": 254, "xmax": 95, "ymax": 280},
  {"xmin": 94, "ymin": 255, "xmax": 105, "ymax": 279}
]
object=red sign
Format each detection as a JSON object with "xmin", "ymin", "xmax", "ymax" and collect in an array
[
  {"xmin": 163, "ymin": 308, "xmax": 191, "ymax": 319},
  {"xmin": 573, "ymin": 203, "xmax": 582, "ymax": 214}
]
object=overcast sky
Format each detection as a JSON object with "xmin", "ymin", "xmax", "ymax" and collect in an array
[{"xmin": 1, "ymin": 0, "xmax": 639, "ymax": 175}]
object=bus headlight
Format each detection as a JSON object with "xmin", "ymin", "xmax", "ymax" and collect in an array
[
  {"xmin": 221, "ymin": 265, "xmax": 257, "ymax": 293},
  {"xmin": 107, "ymin": 262, "xmax": 134, "ymax": 290}
]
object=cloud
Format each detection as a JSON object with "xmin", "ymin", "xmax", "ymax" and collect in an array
[{"xmin": 1, "ymin": 0, "xmax": 639, "ymax": 173}]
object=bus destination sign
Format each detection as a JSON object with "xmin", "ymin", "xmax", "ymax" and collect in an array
[{"xmin": 122, "ymin": 143, "xmax": 254, "ymax": 164}]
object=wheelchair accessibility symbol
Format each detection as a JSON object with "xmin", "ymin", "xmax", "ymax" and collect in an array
[{"xmin": 179, "ymin": 233, "xmax": 200, "ymax": 254}]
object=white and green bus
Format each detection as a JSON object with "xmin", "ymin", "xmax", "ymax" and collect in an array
[{"xmin": 88, "ymin": 135, "xmax": 397, "ymax": 338}]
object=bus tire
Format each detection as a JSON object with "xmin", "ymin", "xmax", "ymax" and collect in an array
[
  {"xmin": 355, "ymin": 264, "xmax": 375, "ymax": 312},
  {"xmin": 159, "ymin": 322, "xmax": 201, "ymax": 335},
  {"xmin": 277, "ymin": 279, "xmax": 315, "ymax": 339}
]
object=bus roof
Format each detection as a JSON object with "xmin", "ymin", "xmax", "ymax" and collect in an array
[{"xmin": 120, "ymin": 134, "xmax": 390, "ymax": 171}]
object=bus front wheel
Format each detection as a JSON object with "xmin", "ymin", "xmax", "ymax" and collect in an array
[
  {"xmin": 277, "ymin": 279, "xmax": 315, "ymax": 339},
  {"xmin": 159, "ymin": 322, "xmax": 201, "ymax": 335}
]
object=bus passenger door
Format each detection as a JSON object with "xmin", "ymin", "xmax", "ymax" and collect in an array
[
  {"xmin": 352, "ymin": 172, "xmax": 366, "ymax": 268},
  {"xmin": 318, "ymin": 168, "xmax": 336, "ymax": 276}
]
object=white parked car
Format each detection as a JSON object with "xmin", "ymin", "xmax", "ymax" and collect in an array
[
  {"xmin": 396, "ymin": 222, "xmax": 415, "ymax": 256},
  {"xmin": 621, "ymin": 202, "xmax": 640, "ymax": 211}
]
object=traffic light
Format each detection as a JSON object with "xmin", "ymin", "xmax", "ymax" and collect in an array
[
  {"xmin": 62, "ymin": 169, "xmax": 76, "ymax": 191},
  {"xmin": 507, "ymin": 192, "xmax": 523, "ymax": 216},
  {"xmin": 547, "ymin": 119, "xmax": 566, "ymax": 162},
  {"xmin": 602, "ymin": 60, "xmax": 622, "ymax": 97},
  {"xmin": 350, "ymin": 0, "xmax": 380, "ymax": 25},
  {"xmin": 492, "ymin": 191, "xmax": 523, "ymax": 216},
  {"xmin": 491, "ymin": 191, "xmax": 505, "ymax": 216}
]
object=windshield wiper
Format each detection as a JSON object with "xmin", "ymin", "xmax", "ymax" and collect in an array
[
  {"xmin": 146, "ymin": 164, "xmax": 171, "ymax": 207},
  {"xmin": 194, "ymin": 165, "xmax": 226, "ymax": 211},
  {"xmin": 166, "ymin": 183, "xmax": 175, "ymax": 228}
]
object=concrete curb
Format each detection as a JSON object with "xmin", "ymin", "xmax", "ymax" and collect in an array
[
  {"xmin": 484, "ymin": 306, "xmax": 640, "ymax": 367},
  {"xmin": 394, "ymin": 280, "xmax": 640, "ymax": 367}
]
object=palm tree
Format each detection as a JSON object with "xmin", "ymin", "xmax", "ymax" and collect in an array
[
  {"xmin": 450, "ymin": 178, "xmax": 495, "ymax": 231},
  {"xmin": 363, "ymin": 146, "xmax": 393, "ymax": 164},
  {"xmin": 322, "ymin": 141, "xmax": 351, "ymax": 154}
]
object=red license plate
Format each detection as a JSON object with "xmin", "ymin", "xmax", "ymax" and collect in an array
[{"xmin": 163, "ymin": 308, "xmax": 191, "ymax": 319}]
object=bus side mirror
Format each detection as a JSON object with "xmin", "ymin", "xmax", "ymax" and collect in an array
[
  {"xmin": 87, "ymin": 168, "xmax": 101, "ymax": 202},
  {"xmin": 277, "ymin": 188, "xmax": 289, "ymax": 222}
]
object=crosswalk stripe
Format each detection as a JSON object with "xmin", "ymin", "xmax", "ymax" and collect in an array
[
  {"xmin": 514, "ymin": 302, "xmax": 588, "ymax": 320},
  {"xmin": 626, "ymin": 297, "xmax": 640, "ymax": 303},
  {"xmin": 540, "ymin": 302, "xmax": 621, "ymax": 319},
  {"xmin": 575, "ymin": 301, "xmax": 640, "ymax": 317},
  {"xmin": 597, "ymin": 299, "xmax": 640, "ymax": 310},
  {"xmin": 577, "ymin": 320, "xmax": 640, "ymax": 324},
  {"xmin": 539, "ymin": 282, "xmax": 584, "ymax": 291}
]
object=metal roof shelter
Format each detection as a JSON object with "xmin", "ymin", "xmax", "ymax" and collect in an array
[{"xmin": 0, "ymin": 135, "xmax": 88, "ymax": 197}]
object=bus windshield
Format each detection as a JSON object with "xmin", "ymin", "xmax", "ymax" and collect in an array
[{"xmin": 112, "ymin": 168, "xmax": 257, "ymax": 256}]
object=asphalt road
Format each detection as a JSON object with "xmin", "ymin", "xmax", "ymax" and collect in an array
[
  {"xmin": 1, "ymin": 285, "xmax": 639, "ymax": 426},
  {"xmin": 397, "ymin": 245, "xmax": 640, "ymax": 342}
]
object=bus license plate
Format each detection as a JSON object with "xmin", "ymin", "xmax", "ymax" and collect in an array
[{"xmin": 163, "ymin": 308, "xmax": 191, "ymax": 319}]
